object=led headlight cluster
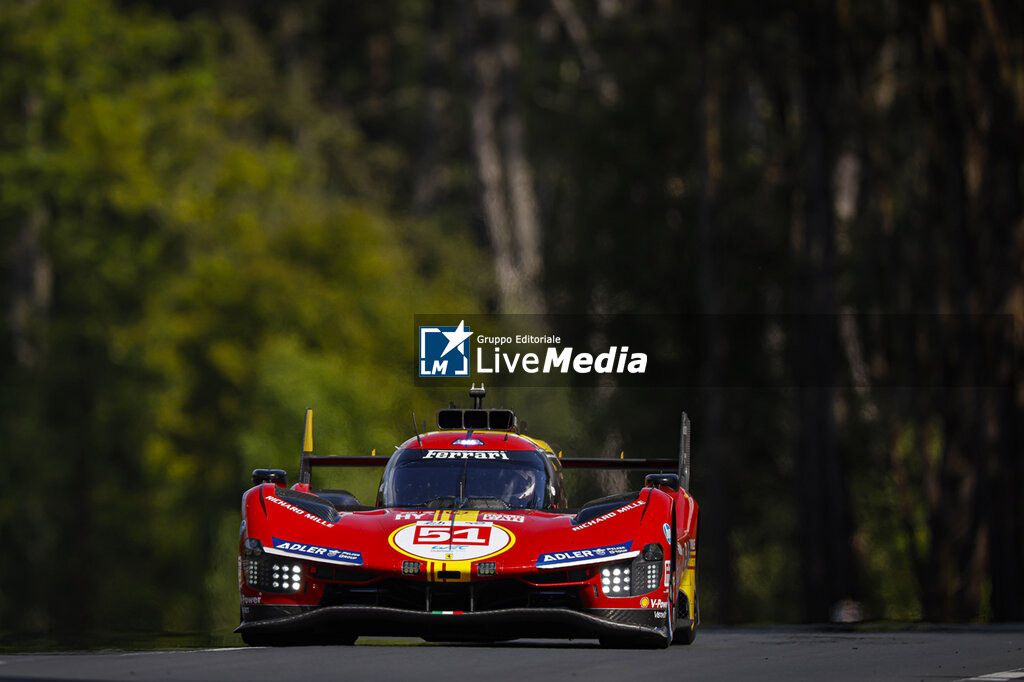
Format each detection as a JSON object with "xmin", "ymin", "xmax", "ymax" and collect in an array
[
  {"xmin": 599, "ymin": 543, "xmax": 665, "ymax": 598},
  {"xmin": 270, "ymin": 563, "xmax": 303, "ymax": 592},
  {"xmin": 242, "ymin": 554, "xmax": 304, "ymax": 593},
  {"xmin": 635, "ymin": 542, "xmax": 664, "ymax": 594},
  {"xmin": 600, "ymin": 565, "xmax": 631, "ymax": 595},
  {"xmin": 637, "ymin": 559, "xmax": 661, "ymax": 593}
]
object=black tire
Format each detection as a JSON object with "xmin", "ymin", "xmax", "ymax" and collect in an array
[
  {"xmin": 673, "ymin": 527, "xmax": 699, "ymax": 645},
  {"xmin": 672, "ymin": 573, "xmax": 698, "ymax": 644},
  {"xmin": 674, "ymin": 605, "xmax": 697, "ymax": 645}
]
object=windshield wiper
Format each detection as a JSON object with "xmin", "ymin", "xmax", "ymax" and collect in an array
[{"xmin": 456, "ymin": 460, "xmax": 468, "ymax": 509}]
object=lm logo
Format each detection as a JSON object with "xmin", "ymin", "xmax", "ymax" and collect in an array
[{"xmin": 419, "ymin": 320, "xmax": 472, "ymax": 377}]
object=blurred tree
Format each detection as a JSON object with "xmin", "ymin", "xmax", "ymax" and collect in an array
[
  {"xmin": 2, "ymin": 0, "xmax": 1021, "ymax": 641},
  {"xmin": 0, "ymin": 0, "xmax": 485, "ymax": 638},
  {"xmin": 460, "ymin": 0, "xmax": 545, "ymax": 314}
]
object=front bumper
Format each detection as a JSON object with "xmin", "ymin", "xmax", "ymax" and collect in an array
[{"xmin": 236, "ymin": 604, "xmax": 671, "ymax": 644}]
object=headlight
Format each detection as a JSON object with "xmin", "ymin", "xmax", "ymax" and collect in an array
[
  {"xmin": 599, "ymin": 543, "xmax": 665, "ymax": 597},
  {"xmin": 242, "ymin": 554, "xmax": 304, "ymax": 593},
  {"xmin": 600, "ymin": 563, "xmax": 631, "ymax": 595}
]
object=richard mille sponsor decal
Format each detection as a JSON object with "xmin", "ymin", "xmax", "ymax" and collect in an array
[
  {"xmin": 571, "ymin": 498, "xmax": 645, "ymax": 532},
  {"xmin": 390, "ymin": 521, "xmax": 515, "ymax": 561},
  {"xmin": 271, "ymin": 537, "xmax": 363, "ymax": 565},
  {"xmin": 266, "ymin": 495, "xmax": 335, "ymax": 528},
  {"xmin": 536, "ymin": 541, "xmax": 633, "ymax": 568}
]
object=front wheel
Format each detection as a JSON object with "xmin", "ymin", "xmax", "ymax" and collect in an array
[
  {"xmin": 673, "ymin": 595, "xmax": 697, "ymax": 645},
  {"xmin": 672, "ymin": 583, "xmax": 698, "ymax": 644},
  {"xmin": 673, "ymin": 532, "xmax": 698, "ymax": 645}
]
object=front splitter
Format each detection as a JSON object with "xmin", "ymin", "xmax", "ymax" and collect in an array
[{"xmin": 236, "ymin": 604, "xmax": 670, "ymax": 645}]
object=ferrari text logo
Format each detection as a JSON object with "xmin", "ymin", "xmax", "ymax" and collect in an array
[{"xmin": 423, "ymin": 450, "xmax": 508, "ymax": 460}]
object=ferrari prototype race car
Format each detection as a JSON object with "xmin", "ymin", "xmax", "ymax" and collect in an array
[{"xmin": 236, "ymin": 386, "xmax": 699, "ymax": 648}]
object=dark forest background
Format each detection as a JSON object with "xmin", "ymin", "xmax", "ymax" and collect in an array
[{"xmin": 1, "ymin": 0, "xmax": 1021, "ymax": 644}]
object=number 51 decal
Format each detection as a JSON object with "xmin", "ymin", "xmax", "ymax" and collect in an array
[{"xmin": 413, "ymin": 524, "xmax": 493, "ymax": 545}]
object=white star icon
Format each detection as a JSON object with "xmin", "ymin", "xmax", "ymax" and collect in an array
[{"xmin": 440, "ymin": 320, "xmax": 472, "ymax": 358}]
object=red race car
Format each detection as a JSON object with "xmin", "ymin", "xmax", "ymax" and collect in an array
[{"xmin": 236, "ymin": 386, "xmax": 699, "ymax": 647}]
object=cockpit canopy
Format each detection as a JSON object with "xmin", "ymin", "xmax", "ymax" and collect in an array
[{"xmin": 379, "ymin": 448, "xmax": 553, "ymax": 510}]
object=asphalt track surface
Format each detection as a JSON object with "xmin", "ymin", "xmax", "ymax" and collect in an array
[{"xmin": 1, "ymin": 627, "xmax": 1023, "ymax": 682}]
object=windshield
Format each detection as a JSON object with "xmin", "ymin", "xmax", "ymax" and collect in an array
[{"xmin": 383, "ymin": 449, "xmax": 548, "ymax": 510}]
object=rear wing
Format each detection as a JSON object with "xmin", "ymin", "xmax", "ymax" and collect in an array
[
  {"xmin": 296, "ymin": 409, "xmax": 390, "ymax": 484},
  {"xmin": 295, "ymin": 408, "xmax": 692, "ymax": 491},
  {"xmin": 557, "ymin": 412, "xmax": 691, "ymax": 491}
]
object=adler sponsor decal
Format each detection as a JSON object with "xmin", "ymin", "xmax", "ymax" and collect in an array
[
  {"xmin": 536, "ymin": 542, "xmax": 633, "ymax": 568},
  {"xmin": 271, "ymin": 537, "xmax": 363, "ymax": 565},
  {"xmin": 571, "ymin": 498, "xmax": 645, "ymax": 532}
]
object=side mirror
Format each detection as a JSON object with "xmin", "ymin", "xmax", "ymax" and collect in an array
[
  {"xmin": 252, "ymin": 469, "xmax": 288, "ymax": 486},
  {"xmin": 644, "ymin": 473, "xmax": 679, "ymax": 491}
]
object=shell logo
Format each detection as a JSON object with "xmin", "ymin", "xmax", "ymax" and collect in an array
[{"xmin": 640, "ymin": 597, "xmax": 650, "ymax": 608}]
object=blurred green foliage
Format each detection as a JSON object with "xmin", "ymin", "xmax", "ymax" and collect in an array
[
  {"xmin": 0, "ymin": 0, "xmax": 485, "ymax": 638},
  {"xmin": 1, "ymin": 0, "xmax": 1021, "ymax": 644}
]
